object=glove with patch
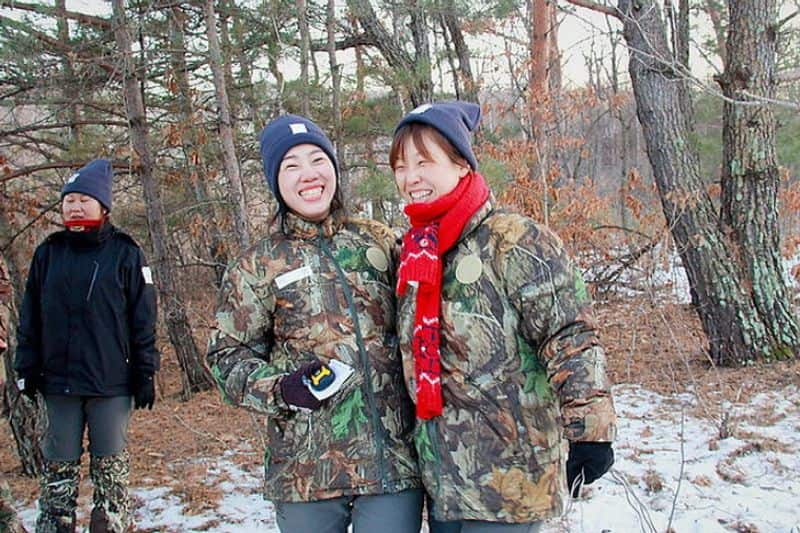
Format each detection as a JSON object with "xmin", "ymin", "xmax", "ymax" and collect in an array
[
  {"xmin": 566, "ymin": 441, "xmax": 614, "ymax": 497},
  {"xmin": 279, "ymin": 360, "xmax": 324, "ymax": 411}
]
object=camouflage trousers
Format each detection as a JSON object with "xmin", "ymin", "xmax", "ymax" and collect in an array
[
  {"xmin": 36, "ymin": 450, "xmax": 131, "ymax": 533},
  {"xmin": 1, "ymin": 480, "xmax": 26, "ymax": 533}
]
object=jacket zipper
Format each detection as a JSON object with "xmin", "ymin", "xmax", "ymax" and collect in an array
[
  {"xmin": 318, "ymin": 236, "xmax": 390, "ymax": 491},
  {"xmin": 86, "ymin": 260, "xmax": 99, "ymax": 301}
]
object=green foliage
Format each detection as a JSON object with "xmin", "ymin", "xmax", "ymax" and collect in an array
[
  {"xmin": 342, "ymin": 95, "xmax": 404, "ymax": 140},
  {"xmin": 414, "ymin": 422, "xmax": 436, "ymax": 462},
  {"xmin": 355, "ymin": 162, "xmax": 400, "ymax": 203},
  {"xmin": 331, "ymin": 389, "xmax": 368, "ymax": 439},
  {"xmin": 478, "ymin": 155, "xmax": 513, "ymax": 194},
  {"xmin": 518, "ymin": 335, "xmax": 552, "ymax": 400}
]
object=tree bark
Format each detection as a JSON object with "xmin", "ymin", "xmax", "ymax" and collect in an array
[
  {"xmin": 55, "ymin": 0, "xmax": 81, "ymax": 145},
  {"xmin": 617, "ymin": 0, "xmax": 795, "ymax": 365},
  {"xmin": 111, "ymin": 0, "xmax": 213, "ymax": 395},
  {"xmin": 702, "ymin": 0, "xmax": 728, "ymax": 67},
  {"xmin": 346, "ymin": 0, "xmax": 433, "ymax": 105},
  {"xmin": 297, "ymin": 0, "xmax": 311, "ymax": 116},
  {"xmin": 169, "ymin": 5, "xmax": 228, "ymax": 286},
  {"xmin": 203, "ymin": 0, "xmax": 251, "ymax": 251},
  {"xmin": 0, "ymin": 208, "xmax": 43, "ymax": 477},
  {"xmin": 718, "ymin": 0, "xmax": 800, "ymax": 358},
  {"xmin": 326, "ymin": 0, "xmax": 348, "ymax": 205},
  {"xmin": 439, "ymin": 1, "xmax": 477, "ymax": 102}
]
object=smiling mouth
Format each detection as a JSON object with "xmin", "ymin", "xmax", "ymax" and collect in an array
[
  {"xmin": 299, "ymin": 186, "xmax": 324, "ymax": 200},
  {"xmin": 409, "ymin": 190, "xmax": 433, "ymax": 200}
]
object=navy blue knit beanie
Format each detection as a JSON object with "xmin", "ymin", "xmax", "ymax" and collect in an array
[
  {"xmin": 394, "ymin": 101, "xmax": 481, "ymax": 170},
  {"xmin": 259, "ymin": 114, "xmax": 338, "ymax": 210},
  {"xmin": 61, "ymin": 158, "xmax": 113, "ymax": 211}
]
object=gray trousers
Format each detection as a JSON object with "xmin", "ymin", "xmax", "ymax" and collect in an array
[
  {"xmin": 428, "ymin": 497, "xmax": 542, "ymax": 533},
  {"xmin": 42, "ymin": 395, "xmax": 132, "ymax": 461},
  {"xmin": 275, "ymin": 488, "xmax": 424, "ymax": 533},
  {"xmin": 429, "ymin": 520, "xmax": 542, "ymax": 533}
]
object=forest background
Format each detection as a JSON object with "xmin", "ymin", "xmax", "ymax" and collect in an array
[{"xmin": 0, "ymin": 0, "xmax": 799, "ymax": 530}]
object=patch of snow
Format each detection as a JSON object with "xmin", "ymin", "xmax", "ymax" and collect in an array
[{"xmin": 17, "ymin": 384, "xmax": 800, "ymax": 532}]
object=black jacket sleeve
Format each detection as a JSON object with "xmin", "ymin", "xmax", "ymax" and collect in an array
[
  {"xmin": 127, "ymin": 247, "xmax": 159, "ymax": 376},
  {"xmin": 14, "ymin": 248, "xmax": 43, "ymax": 377}
]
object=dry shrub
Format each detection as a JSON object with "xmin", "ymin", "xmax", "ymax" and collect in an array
[
  {"xmin": 717, "ymin": 518, "xmax": 760, "ymax": 533},
  {"xmin": 641, "ymin": 469, "xmax": 664, "ymax": 493},
  {"xmin": 691, "ymin": 475, "xmax": 712, "ymax": 487},
  {"xmin": 716, "ymin": 442, "xmax": 765, "ymax": 483}
]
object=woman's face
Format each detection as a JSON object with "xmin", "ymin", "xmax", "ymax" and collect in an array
[
  {"xmin": 277, "ymin": 143, "xmax": 337, "ymax": 222},
  {"xmin": 393, "ymin": 132, "xmax": 469, "ymax": 204},
  {"xmin": 61, "ymin": 193, "xmax": 104, "ymax": 221}
]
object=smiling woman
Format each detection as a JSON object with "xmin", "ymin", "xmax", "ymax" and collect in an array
[
  {"xmin": 206, "ymin": 114, "xmax": 423, "ymax": 533},
  {"xmin": 389, "ymin": 101, "xmax": 618, "ymax": 533}
]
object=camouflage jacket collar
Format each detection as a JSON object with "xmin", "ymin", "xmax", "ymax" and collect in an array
[{"xmin": 280, "ymin": 209, "xmax": 345, "ymax": 239}]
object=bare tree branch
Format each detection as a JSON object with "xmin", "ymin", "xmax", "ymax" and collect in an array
[
  {"xmin": 0, "ymin": 0, "xmax": 111, "ymax": 28},
  {"xmin": 1, "ymin": 121, "xmax": 127, "ymax": 137},
  {"xmin": 564, "ymin": 0, "xmax": 619, "ymax": 19}
]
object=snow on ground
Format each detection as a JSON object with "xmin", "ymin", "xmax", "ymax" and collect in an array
[{"xmin": 17, "ymin": 383, "xmax": 800, "ymax": 532}]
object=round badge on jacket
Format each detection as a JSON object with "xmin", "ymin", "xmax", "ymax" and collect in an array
[
  {"xmin": 366, "ymin": 247, "xmax": 389, "ymax": 272},
  {"xmin": 455, "ymin": 254, "xmax": 482, "ymax": 284}
]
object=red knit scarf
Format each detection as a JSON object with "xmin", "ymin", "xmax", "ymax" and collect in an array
[{"xmin": 397, "ymin": 171, "xmax": 490, "ymax": 419}]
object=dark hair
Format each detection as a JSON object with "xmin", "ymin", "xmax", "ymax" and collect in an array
[{"xmin": 389, "ymin": 123, "xmax": 469, "ymax": 171}]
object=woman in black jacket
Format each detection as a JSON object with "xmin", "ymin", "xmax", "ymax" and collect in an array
[{"xmin": 15, "ymin": 159, "xmax": 159, "ymax": 533}]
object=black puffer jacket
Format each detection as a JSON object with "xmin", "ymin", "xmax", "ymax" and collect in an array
[{"xmin": 15, "ymin": 223, "xmax": 159, "ymax": 396}]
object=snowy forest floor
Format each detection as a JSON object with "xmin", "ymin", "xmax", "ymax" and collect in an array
[{"xmin": 2, "ymin": 296, "xmax": 799, "ymax": 532}]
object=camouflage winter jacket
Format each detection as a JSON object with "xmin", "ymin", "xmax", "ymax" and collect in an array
[
  {"xmin": 207, "ymin": 210, "xmax": 420, "ymax": 502},
  {"xmin": 397, "ymin": 199, "xmax": 617, "ymax": 523}
]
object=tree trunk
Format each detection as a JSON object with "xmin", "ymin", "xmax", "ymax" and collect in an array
[
  {"xmin": 347, "ymin": 0, "xmax": 433, "ymax": 105},
  {"xmin": 0, "ymin": 209, "xmax": 43, "ymax": 477},
  {"xmin": 617, "ymin": 0, "xmax": 793, "ymax": 365},
  {"xmin": 702, "ymin": 0, "xmax": 728, "ymax": 66},
  {"xmin": 326, "ymin": 0, "xmax": 348, "ymax": 206},
  {"xmin": 169, "ymin": 5, "xmax": 228, "ymax": 286},
  {"xmin": 718, "ymin": 0, "xmax": 800, "ymax": 357},
  {"xmin": 55, "ymin": 0, "xmax": 81, "ymax": 145},
  {"xmin": 111, "ymin": 0, "xmax": 213, "ymax": 396},
  {"xmin": 230, "ymin": 3, "xmax": 262, "ymax": 134},
  {"xmin": 439, "ymin": 1, "xmax": 477, "ymax": 102},
  {"xmin": 409, "ymin": 0, "xmax": 432, "ymax": 105},
  {"xmin": 528, "ymin": 0, "xmax": 553, "ymax": 225},
  {"xmin": 203, "ymin": 0, "xmax": 250, "ymax": 251},
  {"xmin": 296, "ymin": 0, "xmax": 311, "ymax": 116}
]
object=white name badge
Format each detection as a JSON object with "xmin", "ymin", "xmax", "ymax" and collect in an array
[
  {"xmin": 274, "ymin": 265, "xmax": 313, "ymax": 289},
  {"xmin": 141, "ymin": 266, "xmax": 153, "ymax": 284}
]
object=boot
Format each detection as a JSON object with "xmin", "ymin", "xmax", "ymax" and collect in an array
[
  {"xmin": 89, "ymin": 450, "xmax": 132, "ymax": 533},
  {"xmin": 35, "ymin": 459, "xmax": 80, "ymax": 533}
]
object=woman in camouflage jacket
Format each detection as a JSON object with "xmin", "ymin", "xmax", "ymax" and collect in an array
[
  {"xmin": 389, "ymin": 102, "xmax": 617, "ymax": 532},
  {"xmin": 206, "ymin": 115, "xmax": 421, "ymax": 533}
]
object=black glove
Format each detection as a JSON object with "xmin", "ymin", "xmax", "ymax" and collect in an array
[
  {"xmin": 132, "ymin": 373, "xmax": 155, "ymax": 410},
  {"xmin": 17, "ymin": 372, "xmax": 38, "ymax": 401},
  {"xmin": 566, "ymin": 441, "xmax": 614, "ymax": 497},
  {"xmin": 279, "ymin": 360, "xmax": 324, "ymax": 411}
]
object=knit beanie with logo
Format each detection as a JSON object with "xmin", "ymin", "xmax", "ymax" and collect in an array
[
  {"xmin": 394, "ymin": 101, "xmax": 481, "ymax": 170},
  {"xmin": 61, "ymin": 158, "xmax": 113, "ymax": 211}
]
